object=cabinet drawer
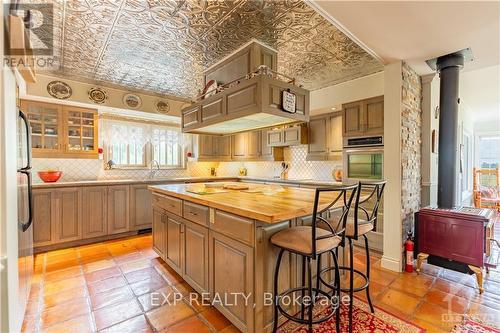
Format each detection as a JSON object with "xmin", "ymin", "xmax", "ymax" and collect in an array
[
  {"xmin": 213, "ymin": 210, "xmax": 254, "ymax": 246},
  {"xmin": 183, "ymin": 201, "xmax": 209, "ymax": 226},
  {"xmin": 152, "ymin": 193, "xmax": 182, "ymax": 216}
]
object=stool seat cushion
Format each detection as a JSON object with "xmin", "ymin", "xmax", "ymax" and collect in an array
[
  {"xmin": 330, "ymin": 218, "xmax": 373, "ymax": 237},
  {"xmin": 270, "ymin": 226, "xmax": 341, "ymax": 255}
]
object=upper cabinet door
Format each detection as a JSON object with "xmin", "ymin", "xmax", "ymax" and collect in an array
[
  {"xmin": 343, "ymin": 101, "xmax": 363, "ymax": 137},
  {"xmin": 260, "ymin": 130, "xmax": 273, "ymax": 158},
  {"xmin": 364, "ymin": 96, "xmax": 384, "ymax": 135},
  {"xmin": 215, "ymin": 136, "xmax": 231, "ymax": 159},
  {"xmin": 328, "ymin": 113, "xmax": 343, "ymax": 153},
  {"xmin": 231, "ymin": 132, "xmax": 247, "ymax": 158},
  {"xmin": 64, "ymin": 106, "xmax": 98, "ymax": 156},
  {"xmin": 21, "ymin": 100, "xmax": 64, "ymax": 156},
  {"xmin": 307, "ymin": 116, "xmax": 328, "ymax": 158},
  {"xmin": 246, "ymin": 131, "xmax": 261, "ymax": 158},
  {"xmin": 198, "ymin": 135, "xmax": 215, "ymax": 159}
]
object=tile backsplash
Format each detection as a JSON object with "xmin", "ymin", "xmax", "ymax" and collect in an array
[{"xmin": 33, "ymin": 145, "xmax": 342, "ymax": 182}]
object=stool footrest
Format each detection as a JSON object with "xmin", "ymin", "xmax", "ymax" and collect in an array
[{"xmin": 318, "ymin": 265, "xmax": 370, "ymax": 293}]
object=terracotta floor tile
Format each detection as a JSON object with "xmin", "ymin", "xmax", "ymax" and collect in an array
[
  {"xmin": 83, "ymin": 259, "xmax": 116, "ymax": 273},
  {"xmin": 220, "ymin": 325, "xmax": 242, "ymax": 333},
  {"xmin": 390, "ymin": 272, "xmax": 434, "ymax": 297},
  {"xmin": 432, "ymin": 278, "xmax": 477, "ymax": 299},
  {"xmin": 468, "ymin": 302, "xmax": 500, "ymax": 327},
  {"xmin": 45, "ymin": 252, "xmax": 79, "ymax": 264},
  {"xmin": 425, "ymin": 289, "xmax": 469, "ymax": 314},
  {"xmin": 120, "ymin": 259, "xmax": 153, "ymax": 274},
  {"xmin": 173, "ymin": 281, "xmax": 197, "ymax": 298},
  {"xmin": 93, "ymin": 299, "xmax": 143, "ymax": 331},
  {"xmin": 79, "ymin": 251, "xmax": 113, "ymax": 264},
  {"xmin": 154, "ymin": 263, "xmax": 184, "ymax": 285},
  {"xmin": 130, "ymin": 274, "xmax": 169, "ymax": 296},
  {"xmin": 163, "ymin": 315, "xmax": 211, "ymax": 333},
  {"xmin": 146, "ymin": 301, "xmax": 195, "ymax": 331},
  {"xmin": 24, "ymin": 299, "xmax": 40, "ymax": 317},
  {"xmin": 140, "ymin": 248, "xmax": 160, "ymax": 259},
  {"xmin": 85, "ymin": 266, "xmax": 122, "ymax": 284},
  {"xmin": 88, "ymin": 275, "xmax": 128, "ymax": 295},
  {"xmin": 137, "ymin": 286, "xmax": 176, "ymax": 312},
  {"xmin": 414, "ymin": 302, "xmax": 458, "ymax": 331},
  {"xmin": 44, "ymin": 266, "xmax": 82, "ymax": 283},
  {"xmin": 100, "ymin": 315, "xmax": 153, "ymax": 333},
  {"xmin": 418, "ymin": 262, "xmax": 444, "ymax": 277},
  {"xmin": 369, "ymin": 267, "xmax": 399, "ymax": 286},
  {"xmin": 113, "ymin": 251, "xmax": 145, "ymax": 264},
  {"xmin": 379, "ymin": 289, "xmax": 420, "ymax": 315},
  {"xmin": 125, "ymin": 267, "xmax": 162, "ymax": 284},
  {"xmin": 40, "ymin": 297, "xmax": 91, "ymax": 328},
  {"xmin": 45, "ymin": 247, "xmax": 76, "ymax": 257},
  {"xmin": 90, "ymin": 285, "xmax": 135, "ymax": 310},
  {"xmin": 45, "ymin": 259, "xmax": 80, "ymax": 273},
  {"xmin": 21, "ymin": 314, "xmax": 38, "ymax": 333},
  {"xmin": 40, "ymin": 313, "xmax": 94, "ymax": 333},
  {"xmin": 43, "ymin": 276, "xmax": 86, "ymax": 296},
  {"xmin": 200, "ymin": 307, "xmax": 232, "ymax": 331},
  {"xmin": 107, "ymin": 242, "xmax": 138, "ymax": 256},
  {"xmin": 411, "ymin": 318, "xmax": 448, "ymax": 333},
  {"xmin": 43, "ymin": 286, "xmax": 87, "ymax": 309},
  {"xmin": 78, "ymin": 243, "xmax": 109, "ymax": 256}
]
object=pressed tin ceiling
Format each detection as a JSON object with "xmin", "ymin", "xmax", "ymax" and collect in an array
[{"xmin": 40, "ymin": 0, "xmax": 383, "ymax": 99}]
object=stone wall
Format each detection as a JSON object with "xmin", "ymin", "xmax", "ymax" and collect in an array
[{"xmin": 401, "ymin": 62, "xmax": 422, "ymax": 240}]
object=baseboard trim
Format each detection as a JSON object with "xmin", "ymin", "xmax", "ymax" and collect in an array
[{"xmin": 381, "ymin": 255, "xmax": 402, "ymax": 272}]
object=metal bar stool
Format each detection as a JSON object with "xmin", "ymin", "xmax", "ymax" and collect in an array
[
  {"xmin": 318, "ymin": 180, "xmax": 386, "ymax": 333},
  {"xmin": 271, "ymin": 184, "xmax": 358, "ymax": 333}
]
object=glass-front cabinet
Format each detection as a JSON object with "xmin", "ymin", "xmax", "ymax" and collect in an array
[{"xmin": 20, "ymin": 100, "xmax": 98, "ymax": 158}]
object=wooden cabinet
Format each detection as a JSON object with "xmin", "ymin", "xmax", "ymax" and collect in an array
[
  {"xmin": 21, "ymin": 100, "xmax": 98, "ymax": 159},
  {"xmin": 194, "ymin": 135, "xmax": 231, "ymax": 161},
  {"xmin": 107, "ymin": 185, "xmax": 130, "ymax": 235},
  {"xmin": 246, "ymin": 131, "xmax": 261, "ymax": 158},
  {"xmin": 231, "ymin": 132, "xmax": 247, "ymax": 158},
  {"xmin": 165, "ymin": 215, "xmax": 183, "ymax": 275},
  {"xmin": 82, "ymin": 187, "xmax": 107, "ymax": 238},
  {"xmin": 215, "ymin": 135, "xmax": 231, "ymax": 159},
  {"xmin": 231, "ymin": 129, "xmax": 283, "ymax": 161},
  {"xmin": 130, "ymin": 184, "xmax": 154, "ymax": 231},
  {"xmin": 266, "ymin": 125, "xmax": 307, "ymax": 147},
  {"xmin": 33, "ymin": 189, "xmax": 56, "ymax": 247},
  {"xmin": 198, "ymin": 135, "xmax": 216, "ymax": 159},
  {"xmin": 54, "ymin": 188, "xmax": 82, "ymax": 243},
  {"xmin": 342, "ymin": 96, "xmax": 384, "ymax": 137},
  {"xmin": 307, "ymin": 112, "xmax": 343, "ymax": 161},
  {"xmin": 152, "ymin": 208, "xmax": 166, "ymax": 258},
  {"xmin": 209, "ymin": 231, "xmax": 254, "ymax": 332},
  {"xmin": 183, "ymin": 220, "xmax": 209, "ymax": 294}
]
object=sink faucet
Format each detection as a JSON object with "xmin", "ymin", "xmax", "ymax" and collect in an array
[{"xmin": 149, "ymin": 160, "xmax": 160, "ymax": 179}]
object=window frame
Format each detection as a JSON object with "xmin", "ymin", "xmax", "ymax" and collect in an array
[{"xmin": 103, "ymin": 120, "xmax": 187, "ymax": 170}]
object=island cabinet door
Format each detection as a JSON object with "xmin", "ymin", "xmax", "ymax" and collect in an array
[
  {"xmin": 152, "ymin": 208, "xmax": 166, "ymax": 258},
  {"xmin": 82, "ymin": 186, "xmax": 107, "ymax": 239},
  {"xmin": 54, "ymin": 188, "xmax": 82, "ymax": 243},
  {"xmin": 165, "ymin": 215, "xmax": 183, "ymax": 275},
  {"xmin": 209, "ymin": 231, "xmax": 254, "ymax": 333},
  {"xmin": 107, "ymin": 185, "xmax": 130, "ymax": 235},
  {"xmin": 130, "ymin": 185, "xmax": 153, "ymax": 231},
  {"xmin": 182, "ymin": 220, "xmax": 209, "ymax": 294}
]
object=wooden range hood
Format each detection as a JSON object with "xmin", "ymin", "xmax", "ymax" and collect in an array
[{"xmin": 181, "ymin": 42, "xmax": 310, "ymax": 135}]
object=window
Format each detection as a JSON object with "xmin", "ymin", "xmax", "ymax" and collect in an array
[
  {"xmin": 101, "ymin": 119, "xmax": 185, "ymax": 169},
  {"xmin": 478, "ymin": 136, "xmax": 500, "ymax": 169}
]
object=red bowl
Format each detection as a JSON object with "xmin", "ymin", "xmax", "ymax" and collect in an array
[{"xmin": 37, "ymin": 171, "xmax": 62, "ymax": 183}]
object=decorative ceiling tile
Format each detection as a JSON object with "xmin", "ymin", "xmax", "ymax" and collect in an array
[{"xmin": 35, "ymin": 0, "xmax": 383, "ymax": 99}]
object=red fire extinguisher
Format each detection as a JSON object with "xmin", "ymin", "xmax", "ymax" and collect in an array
[{"xmin": 405, "ymin": 232, "xmax": 414, "ymax": 273}]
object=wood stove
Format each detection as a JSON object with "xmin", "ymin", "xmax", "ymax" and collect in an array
[{"xmin": 415, "ymin": 207, "xmax": 497, "ymax": 293}]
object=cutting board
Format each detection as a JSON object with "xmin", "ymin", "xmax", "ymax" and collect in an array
[
  {"xmin": 223, "ymin": 184, "xmax": 250, "ymax": 190},
  {"xmin": 186, "ymin": 188, "xmax": 229, "ymax": 195}
]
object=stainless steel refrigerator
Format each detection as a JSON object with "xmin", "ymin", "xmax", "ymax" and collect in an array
[{"xmin": 16, "ymin": 109, "xmax": 34, "ymax": 323}]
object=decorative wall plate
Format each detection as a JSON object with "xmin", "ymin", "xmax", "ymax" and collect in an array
[
  {"xmin": 155, "ymin": 100, "xmax": 170, "ymax": 114},
  {"xmin": 123, "ymin": 93, "xmax": 142, "ymax": 109},
  {"xmin": 47, "ymin": 81, "xmax": 72, "ymax": 99},
  {"xmin": 88, "ymin": 87, "xmax": 108, "ymax": 104}
]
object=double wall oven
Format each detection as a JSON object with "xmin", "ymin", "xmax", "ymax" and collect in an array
[{"xmin": 343, "ymin": 135, "xmax": 384, "ymax": 251}]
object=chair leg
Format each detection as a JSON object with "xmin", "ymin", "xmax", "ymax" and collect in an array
[
  {"xmin": 316, "ymin": 253, "xmax": 322, "ymax": 293},
  {"xmin": 363, "ymin": 234, "xmax": 374, "ymax": 313},
  {"xmin": 273, "ymin": 249, "xmax": 284, "ymax": 333},
  {"xmin": 307, "ymin": 257, "xmax": 313, "ymax": 333},
  {"xmin": 301, "ymin": 256, "xmax": 306, "ymax": 320},
  {"xmin": 348, "ymin": 238, "xmax": 354, "ymax": 333},
  {"xmin": 331, "ymin": 250, "xmax": 341, "ymax": 333}
]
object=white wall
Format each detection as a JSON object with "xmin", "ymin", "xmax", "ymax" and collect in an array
[{"xmin": 310, "ymin": 71, "xmax": 384, "ymax": 113}]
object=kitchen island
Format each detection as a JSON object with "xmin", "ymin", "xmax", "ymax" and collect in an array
[{"xmin": 149, "ymin": 182, "xmax": 344, "ymax": 333}]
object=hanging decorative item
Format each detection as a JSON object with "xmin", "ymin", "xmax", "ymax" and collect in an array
[
  {"xmin": 88, "ymin": 87, "xmax": 108, "ymax": 104},
  {"xmin": 123, "ymin": 93, "xmax": 142, "ymax": 109},
  {"xmin": 47, "ymin": 81, "xmax": 72, "ymax": 99},
  {"xmin": 155, "ymin": 100, "xmax": 170, "ymax": 114},
  {"xmin": 282, "ymin": 89, "xmax": 296, "ymax": 113}
]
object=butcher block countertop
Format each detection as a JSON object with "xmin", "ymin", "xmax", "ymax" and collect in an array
[{"xmin": 149, "ymin": 182, "xmax": 343, "ymax": 224}]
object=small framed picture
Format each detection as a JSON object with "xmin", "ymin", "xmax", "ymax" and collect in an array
[{"xmin": 282, "ymin": 90, "xmax": 296, "ymax": 113}]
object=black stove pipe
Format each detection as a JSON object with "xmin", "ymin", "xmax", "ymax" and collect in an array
[{"xmin": 436, "ymin": 53, "xmax": 465, "ymax": 208}]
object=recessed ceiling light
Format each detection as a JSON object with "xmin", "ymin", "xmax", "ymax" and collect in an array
[{"xmin": 331, "ymin": 107, "xmax": 337, "ymax": 111}]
